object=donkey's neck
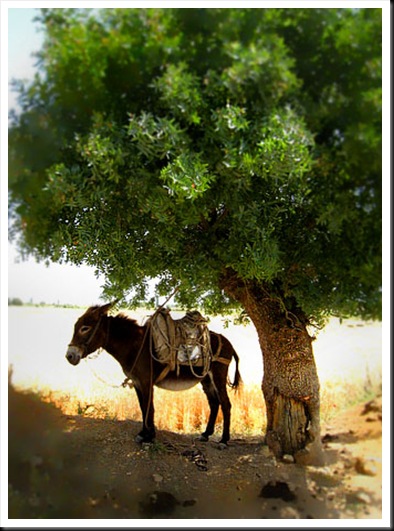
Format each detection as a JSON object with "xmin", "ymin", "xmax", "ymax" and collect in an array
[{"xmin": 103, "ymin": 315, "xmax": 146, "ymax": 371}]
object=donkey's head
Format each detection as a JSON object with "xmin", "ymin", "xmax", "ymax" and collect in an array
[{"xmin": 66, "ymin": 302, "xmax": 115, "ymax": 365}]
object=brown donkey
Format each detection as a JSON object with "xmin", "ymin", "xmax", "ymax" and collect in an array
[{"xmin": 66, "ymin": 303, "xmax": 242, "ymax": 446}]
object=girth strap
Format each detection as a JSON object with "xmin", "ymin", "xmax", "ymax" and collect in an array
[
  {"xmin": 211, "ymin": 335, "xmax": 230, "ymax": 365},
  {"xmin": 213, "ymin": 356, "xmax": 231, "ymax": 366},
  {"xmin": 154, "ymin": 363, "xmax": 172, "ymax": 385}
]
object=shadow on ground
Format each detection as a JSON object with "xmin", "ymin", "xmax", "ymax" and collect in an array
[{"xmin": 8, "ymin": 383, "xmax": 381, "ymax": 520}]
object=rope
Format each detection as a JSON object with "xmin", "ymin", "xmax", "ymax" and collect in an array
[
  {"xmin": 183, "ymin": 326, "xmax": 212, "ymax": 379},
  {"xmin": 83, "ymin": 349, "xmax": 126, "ymax": 389},
  {"xmin": 155, "ymin": 285, "xmax": 181, "ymax": 314}
]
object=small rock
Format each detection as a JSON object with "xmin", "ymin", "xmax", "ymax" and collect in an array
[
  {"xmin": 182, "ymin": 499, "xmax": 197, "ymax": 507},
  {"xmin": 321, "ymin": 433, "xmax": 339, "ymax": 443},
  {"xmin": 355, "ymin": 492, "xmax": 372, "ymax": 504},
  {"xmin": 139, "ymin": 491, "xmax": 179, "ymax": 517},
  {"xmin": 30, "ymin": 455, "xmax": 44, "ymax": 468},
  {"xmin": 295, "ymin": 445, "xmax": 326, "ymax": 466},
  {"xmin": 282, "ymin": 454, "xmax": 295, "ymax": 464},
  {"xmin": 152, "ymin": 473, "xmax": 163, "ymax": 484},
  {"xmin": 28, "ymin": 493, "xmax": 41, "ymax": 507},
  {"xmin": 238, "ymin": 454, "xmax": 253, "ymax": 464},
  {"xmin": 279, "ymin": 506, "xmax": 300, "ymax": 518},
  {"xmin": 260, "ymin": 445, "xmax": 272, "ymax": 458},
  {"xmin": 259, "ymin": 480, "xmax": 297, "ymax": 502},
  {"xmin": 88, "ymin": 496, "xmax": 99, "ymax": 507},
  {"xmin": 346, "ymin": 491, "xmax": 372, "ymax": 505},
  {"xmin": 361, "ymin": 396, "xmax": 382, "ymax": 416},
  {"xmin": 354, "ymin": 457, "xmax": 378, "ymax": 476}
]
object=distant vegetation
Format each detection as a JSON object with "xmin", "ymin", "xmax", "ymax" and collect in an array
[
  {"xmin": 8, "ymin": 298, "xmax": 82, "ymax": 309},
  {"xmin": 8, "ymin": 298, "xmax": 24, "ymax": 306},
  {"xmin": 8, "ymin": 297, "xmax": 192, "ymax": 314}
]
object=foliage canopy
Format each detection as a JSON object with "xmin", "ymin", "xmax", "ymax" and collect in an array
[{"xmin": 9, "ymin": 8, "xmax": 382, "ymax": 322}]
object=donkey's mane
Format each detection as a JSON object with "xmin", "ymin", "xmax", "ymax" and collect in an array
[
  {"xmin": 113, "ymin": 313, "xmax": 140, "ymax": 326},
  {"xmin": 105, "ymin": 312, "xmax": 146, "ymax": 344},
  {"xmin": 87, "ymin": 306, "xmax": 144, "ymax": 328}
]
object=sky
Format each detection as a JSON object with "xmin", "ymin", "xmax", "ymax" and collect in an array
[{"xmin": 6, "ymin": 7, "xmax": 105, "ymax": 306}]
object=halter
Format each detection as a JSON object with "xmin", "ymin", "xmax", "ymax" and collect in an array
[{"xmin": 69, "ymin": 315, "xmax": 105, "ymax": 356}]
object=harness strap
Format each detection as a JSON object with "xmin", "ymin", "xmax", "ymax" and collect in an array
[
  {"xmin": 154, "ymin": 364, "xmax": 172, "ymax": 385},
  {"xmin": 213, "ymin": 356, "xmax": 231, "ymax": 366},
  {"xmin": 212, "ymin": 333, "xmax": 223, "ymax": 359},
  {"xmin": 86, "ymin": 316, "xmax": 103, "ymax": 347},
  {"xmin": 211, "ymin": 334, "xmax": 230, "ymax": 365}
]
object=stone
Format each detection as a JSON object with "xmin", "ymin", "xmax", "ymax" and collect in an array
[
  {"xmin": 139, "ymin": 491, "xmax": 179, "ymax": 517},
  {"xmin": 354, "ymin": 457, "xmax": 378, "ymax": 476},
  {"xmin": 279, "ymin": 506, "xmax": 300, "ymax": 519},
  {"xmin": 259, "ymin": 480, "xmax": 297, "ymax": 502}
]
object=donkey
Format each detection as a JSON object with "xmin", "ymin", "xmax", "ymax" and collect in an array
[{"xmin": 66, "ymin": 303, "xmax": 242, "ymax": 446}]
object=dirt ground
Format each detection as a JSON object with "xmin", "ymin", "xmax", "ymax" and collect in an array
[{"xmin": 8, "ymin": 383, "xmax": 382, "ymax": 522}]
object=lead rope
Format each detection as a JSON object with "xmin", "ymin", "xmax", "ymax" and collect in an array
[
  {"xmin": 83, "ymin": 318, "xmax": 129, "ymax": 388},
  {"xmin": 84, "ymin": 353, "xmax": 134, "ymax": 388}
]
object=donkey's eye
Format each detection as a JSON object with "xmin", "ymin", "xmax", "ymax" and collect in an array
[{"xmin": 79, "ymin": 325, "xmax": 92, "ymax": 335}]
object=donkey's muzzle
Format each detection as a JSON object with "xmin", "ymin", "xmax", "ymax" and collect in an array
[{"xmin": 66, "ymin": 345, "xmax": 82, "ymax": 366}]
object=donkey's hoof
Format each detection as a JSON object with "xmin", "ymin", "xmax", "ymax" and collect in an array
[
  {"xmin": 196, "ymin": 434, "xmax": 209, "ymax": 442},
  {"xmin": 218, "ymin": 442, "xmax": 229, "ymax": 451}
]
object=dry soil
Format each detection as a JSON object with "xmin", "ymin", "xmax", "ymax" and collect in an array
[{"xmin": 8, "ymin": 384, "xmax": 382, "ymax": 521}]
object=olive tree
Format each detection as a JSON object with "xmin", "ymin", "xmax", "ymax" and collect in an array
[{"xmin": 9, "ymin": 8, "xmax": 382, "ymax": 462}]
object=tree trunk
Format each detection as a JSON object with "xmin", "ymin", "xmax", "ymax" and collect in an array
[{"xmin": 221, "ymin": 273, "xmax": 325, "ymax": 465}]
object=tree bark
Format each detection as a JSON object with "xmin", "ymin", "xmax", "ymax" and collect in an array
[{"xmin": 221, "ymin": 272, "xmax": 325, "ymax": 465}]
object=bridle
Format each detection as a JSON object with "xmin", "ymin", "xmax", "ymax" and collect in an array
[{"xmin": 68, "ymin": 315, "xmax": 106, "ymax": 357}]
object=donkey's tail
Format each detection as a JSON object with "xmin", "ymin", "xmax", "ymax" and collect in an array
[{"xmin": 228, "ymin": 350, "xmax": 243, "ymax": 390}]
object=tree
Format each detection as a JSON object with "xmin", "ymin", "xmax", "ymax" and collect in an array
[{"xmin": 9, "ymin": 8, "xmax": 382, "ymax": 462}]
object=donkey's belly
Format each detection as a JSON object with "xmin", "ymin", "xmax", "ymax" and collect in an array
[{"xmin": 155, "ymin": 376, "xmax": 200, "ymax": 391}]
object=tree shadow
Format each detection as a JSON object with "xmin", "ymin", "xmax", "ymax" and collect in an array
[
  {"xmin": 8, "ymin": 382, "xmax": 143, "ymax": 518},
  {"xmin": 8, "ymin": 383, "xmax": 380, "ymax": 520}
]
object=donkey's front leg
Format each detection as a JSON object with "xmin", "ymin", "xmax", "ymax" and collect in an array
[{"xmin": 134, "ymin": 386, "xmax": 156, "ymax": 443}]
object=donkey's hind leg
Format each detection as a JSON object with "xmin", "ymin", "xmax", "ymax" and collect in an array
[
  {"xmin": 212, "ymin": 369, "xmax": 232, "ymax": 446},
  {"xmin": 199, "ymin": 374, "xmax": 220, "ymax": 442}
]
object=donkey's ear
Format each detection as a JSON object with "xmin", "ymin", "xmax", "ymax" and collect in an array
[
  {"xmin": 99, "ymin": 300, "xmax": 119, "ymax": 314},
  {"xmin": 99, "ymin": 301, "xmax": 116, "ymax": 315}
]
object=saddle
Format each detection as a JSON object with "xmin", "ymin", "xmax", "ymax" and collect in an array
[{"xmin": 149, "ymin": 308, "xmax": 212, "ymax": 376}]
